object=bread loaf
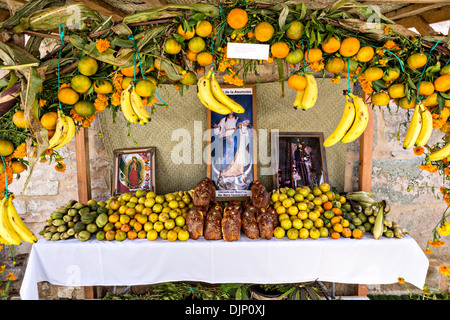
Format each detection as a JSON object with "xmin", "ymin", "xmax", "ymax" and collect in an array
[
  {"xmin": 186, "ymin": 206, "xmax": 207, "ymax": 240},
  {"xmin": 242, "ymin": 205, "xmax": 259, "ymax": 239},
  {"xmin": 193, "ymin": 177, "xmax": 216, "ymax": 207},
  {"xmin": 251, "ymin": 180, "xmax": 269, "ymax": 209},
  {"xmin": 222, "ymin": 201, "xmax": 242, "ymax": 242},
  {"xmin": 257, "ymin": 207, "xmax": 275, "ymax": 240},
  {"xmin": 204, "ymin": 203, "xmax": 223, "ymax": 240}
]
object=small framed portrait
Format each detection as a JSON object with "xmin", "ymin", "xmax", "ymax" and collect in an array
[
  {"xmin": 206, "ymin": 84, "xmax": 257, "ymax": 200},
  {"xmin": 272, "ymin": 132, "xmax": 328, "ymax": 190},
  {"xmin": 112, "ymin": 147, "xmax": 156, "ymax": 195}
]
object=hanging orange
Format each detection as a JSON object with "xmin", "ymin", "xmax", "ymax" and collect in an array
[
  {"xmin": 195, "ymin": 20, "xmax": 213, "ymax": 37},
  {"xmin": 12, "ymin": 110, "xmax": 30, "ymax": 129},
  {"xmin": 418, "ymin": 81, "xmax": 435, "ymax": 96},
  {"xmin": 324, "ymin": 57, "xmax": 344, "ymax": 74},
  {"xmin": 177, "ymin": 24, "xmax": 195, "ymax": 40},
  {"xmin": 321, "ymin": 37, "xmax": 340, "ymax": 54},
  {"xmin": 121, "ymin": 66, "xmax": 140, "ymax": 77},
  {"xmin": 288, "ymin": 74, "xmax": 307, "ymax": 91},
  {"xmin": 196, "ymin": 52, "xmax": 213, "ymax": 66},
  {"xmin": 254, "ymin": 21, "xmax": 275, "ymax": 42},
  {"xmin": 227, "ymin": 8, "xmax": 248, "ymax": 30},
  {"xmin": 270, "ymin": 42, "xmax": 289, "ymax": 59},
  {"xmin": 339, "ymin": 37, "xmax": 360, "ymax": 57},
  {"xmin": 363, "ymin": 67, "xmax": 383, "ymax": 82},
  {"xmin": 356, "ymin": 46, "xmax": 374, "ymax": 62},
  {"xmin": 304, "ymin": 48, "xmax": 322, "ymax": 63},
  {"xmin": 387, "ymin": 83, "xmax": 406, "ymax": 99},
  {"xmin": 185, "ymin": 50, "xmax": 198, "ymax": 62},
  {"xmin": 407, "ymin": 53, "xmax": 427, "ymax": 69},
  {"xmin": 434, "ymin": 75, "xmax": 450, "ymax": 92}
]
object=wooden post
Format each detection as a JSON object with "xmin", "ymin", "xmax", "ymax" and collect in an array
[{"xmin": 75, "ymin": 127, "xmax": 95, "ymax": 299}]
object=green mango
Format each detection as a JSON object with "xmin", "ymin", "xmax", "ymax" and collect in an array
[{"xmin": 95, "ymin": 213, "xmax": 108, "ymax": 228}]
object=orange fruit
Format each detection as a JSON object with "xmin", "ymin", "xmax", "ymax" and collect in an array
[
  {"xmin": 196, "ymin": 51, "xmax": 213, "ymax": 66},
  {"xmin": 341, "ymin": 227, "xmax": 352, "ymax": 238},
  {"xmin": 418, "ymin": 81, "xmax": 435, "ymax": 96},
  {"xmin": 321, "ymin": 37, "xmax": 340, "ymax": 54},
  {"xmin": 254, "ymin": 21, "xmax": 274, "ymax": 42},
  {"xmin": 58, "ymin": 87, "xmax": 79, "ymax": 105},
  {"xmin": 270, "ymin": 42, "xmax": 289, "ymax": 59},
  {"xmin": 407, "ymin": 53, "xmax": 427, "ymax": 69},
  {"xmin": 423, "ymin": 92, "xmax": 439, "ymax": 107},
  {"xmin": 371, "ymin": 92, "xmax": 390, "ymax": 106},
  {"xmin": 164, "ymin": 38, "xmax": 182, "ymax": 55},
  {"xmin": 77, "ymin": 56, "xmax": 98, "ymax": 76},
  {"xmin": 196, "ymin": 20, "xmax": 213, "ymax": 37},
  {"xmin": 70, "ymin": 74, "xmax": 92, "ymax": 93},
  {"xmin": 93, "ymin": 80, "xmax": 113, "ymax": 94},
  {"xmin": 122, "ymin": 77, "xmax": 134, "ymax": 90},
  {"xmin": 121, "ymin": 66, "xmax": 140, "ymax": 77},
  {"xmin": 127, "ymin": 230, "xmax": 138, "ymax": 240},
  {"xmin": 0, "ymin": 139, "xmax": 14, "ymax": 157},
  {"xmin": 180, "ymin": 71, "xmax": 197, "ymax": 85},
  {"xmin": 177, "ymin": 24, "xmax": 195, "ymax": 40},
  {"xmin": 109, "ymin": 213, "xmax": 120, "ymax": 223},
  {"xmin": 105, "ymin": 230, "xmax": 116, "ymax": 241},
  {"xmin": 330, "ymin": 216, "xmax": 341, "ymax": 225},
  {"xmin": 398, "ymin": 97, "xmax": 416, "ymax": 109},
  {"xmin": 344, "ymin": 59, "xmax": 359, "ymax": 73},
  {"xmin": 356, "ymin": 46, "xmax": 374, "ymax": 62},
  {"xmin": 352, "ymin": 228, "xmax": 364, "ymax": 239},
  {"xmin": 325, "ymin": 57, "xmax": 344, "ymax": 74},
  {"xmin": 382, "ymin": 67, "xmax": 400, "ymax": 83},
  {"xmin": 305, "ymin": 48, "xmax": 322, "ymax": 63},
  {"xmin": 74, "ymin": 101, "xmax": 95, "ymax": 117},
  {"xmin": 285, "ymin": 21, "xmax": 304, "ymax": 40},
  {"xmin": 339, "ymin": 37, "xmax": 360, "ymax": 57},
  {"xmin": 323, "ymin": 201, "xmax": 333, "ymax": 211},
  {"xmin": 10, "ymin": 161, "xmax": 25, "ymax": 174},
  {"xmin": 331, "ymin": 207, "xmax": 342, "ymax": 216},
  {"xmin": 333, "ymin": 223, "xmax": 343, "ymax": 233},
  {"xmin": 135, "ymin": 79, "xmax": 155, "ymax": 97},
  {"xmin": 388, "ymin": 83, "xmax": 406, "ymax": 99},
  {"xmin": 363, "ymin": 67, "xmax": 383, "ymax": 82},
  {"xmin": 121, "ymin": 223, "xmax": 131, "ymax": 233},
  {"xmin": 185, "ymin": 50, "xmax": 198, "ymax": 62},
  {"xmin": 285, "ymin": 49, "xmax": 303, "ymax": 65},
  {"xmin": 227, "ymin": 8, "xmax": 248, "ymax": 30},
  {"xmin": 288, "ymin": 74, "xmax": 307, "ymax": 91},
  {"xmin": 12, "ymin": 110, "xmax": 30, "ymax": 129},
  {"xmin": 434, "ymin": 74, "xmax": 450, "ymax": 92},
  {"xmin": 188, "ymin": 36, "xmax": 206, "ymax": 53},
  {"xmin": 331, "ymin": 232, "xmax": 340, "ymax": 239},
  {"xmin": 40, "ymin": 112, "xmax": 58, "ymax": 130},
  {"xmin": 133, "ymin": 221, "xmax": 143, "ymax": 232}
]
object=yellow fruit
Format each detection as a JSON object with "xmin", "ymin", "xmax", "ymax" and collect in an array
[
  {"xmin": 93, "ymin": 80, "xmax": 113, "ymax": 94},
  {"xmin": 177, "ymin": 24, "xmax": 195, "ymax": 40},
  {"xmin": 288, "ymin": 74, "xmax": 307, "ymax": 91},
  {"xmin": 180, "ymin": 71, "xmax": 197, "ymax": 85},
  {"xmin": 12, "ymin": 110, "xmax": 30, "ymax": 129},
  {"xmin": 57, "ymin": 87, "xmax": 80, "ymax": 105},
  {"xmin": 196, "ymin": 20, "xmax": 213, "ymax": 37},
  {"xmin": 322, "ymin": 37, "xmax": 340, "ymax": 54},
  {"xmin": 382, "ymin": 68, "xmax": 400, "ymax": 82},
  {"xmin": 304, "ymin": 48, "xmax": 322, "ymax": 63},
  {"xmin": 418, "ymin": 81, "xmax": 435, "ymax": 96},
  {"xmin": 196, "ymin": 51, "xmax": 213, "ymax": 66},
  {"xmin": 371, "ymin": 92, "xmax": 390, "ymax": 106},
  {"xmin": 147, "ymin": 229, "xmax": 158, "ymax": 241},
  {"xmin": 440, "ymin": 65, "xmax": 450, "ymax": 76},
  {"xmin": 299, "ymin": 228, "xmax": 309, "ymax": 239},
  {"xmin": 356, "ymin": 46, "xmax": 374, "ymax": 62},
  {"xmin": 135, "ymin": 79, "xmax": 156, "ymax": 97},
  {"xmin": 364, "ymin": 67, "xmax": 383, "ymax": 82},
  {"xmin": 77, "ymin": 56, "xmax": 98, "ymax": 76},
  {"xmin": 270, "ymin": 42, "xmax": 289, "ymax": 59},
  {"xmin": 227, "ymin": 8, "xmax": 248, "ymax": 30},
  {"xmin": 434, "ymin": 75, "xmax": 450, "ymax": 92},
  {"xmin": 388, "ymin": 83, "xmax": 406, "ymax": 99},
  {"xmin": 74, "ymin": 101, "xmax": 96, "ymax": 117},
  {"xmin": 273, "ymin": 227, "xmax": 285, "ymax": 239},
  {"xmin": 285, "ymin": 21, "xmax": 304, "ymax": 40},
  {"xmin": 423, "ymin": 92, "xmax": 439, "ymax": 107},
  {"xmin": 178, "ymin": 229, "xmax": 189, "ymax": 241},
  {"xmin": 188, "ymin": 36, "xmax": 206, "ymax": 53},
  {"xmin": 185, "ymin": 50, "xmax": 198, "ymax": 62},
  {"xmin": 0, "ymin": 139, "xmax": 14, "ymax": 157},
  {"xmin": 287, "ymin": 228, "xmax": 299, "ymax": 240},
  {"xmin": 122, "ymin": 77, "xmax": 134, "ymax": 90},
  {"xmin": 407, "ymin": 53, "xmax": 427, "ymax": 69},
  {"xmin": 325, "ymin": 57, "xmax": 344, "ymax": 74},
  {"xmin": 339, "ymin": 37, "xmax": 360, "ymax": 57},
  {"xmin": 164, "ymin": 38, "xmax": 182, "ymax": 55},
  {"xmin": 254, "ymin": 21, "xmax": 274, "ymax": 42},
  {"xmin": 343, "ymin": 59, "xmax": 359, "ymax": 73},
  {"xmin": 10, "ymin": 160, "xmax": 26, "ymax": 174},
  {"xmin": 285, "ymin": 49, "xmax": 303, "ymax": 65},
  {"xmin": 398, "ymin": 97, "xmax": 416, "ymax": 109},
  {"xmin": 70, "ymin": 74, "xmax": 92, "ymax": 93},
  {"xmin": 40, "ymin": 112, "xmax": 58, "ymax": 130}
]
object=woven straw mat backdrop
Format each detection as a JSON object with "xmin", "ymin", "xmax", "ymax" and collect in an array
[{"xmin": 98, "ymin": 78, "xmax": 349, "ymax": 194}]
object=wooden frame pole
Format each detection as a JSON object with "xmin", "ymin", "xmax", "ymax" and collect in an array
[{"xmin": 75, "ymin": 127, "xmax": 96, "ymax": 299}]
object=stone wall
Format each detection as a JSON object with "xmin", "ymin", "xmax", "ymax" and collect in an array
[{"xmin": 2, "ymin": 83, "xmax": 449, "ymax": 300}]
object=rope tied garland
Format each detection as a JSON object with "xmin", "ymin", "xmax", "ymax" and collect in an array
[
  {"xmin": 127, "ymin": 34, "xmax": 167, "ymax": 107},
  {"xmin": 1, "ymin": 156, "xmax": 9, "ymax": 199},
  {"xmin": 210, "ymin": 21, "xmax": 227, "ymax": 72},
  {"xmin": 416, "ymin": 39, "xmax": 441, "ymax": 103},
  {"xmin": 57, "ymin": 24, "xmax": 65, "ymax": 111}
]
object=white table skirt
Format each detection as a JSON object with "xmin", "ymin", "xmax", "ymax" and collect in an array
[{"xmin": 20, "ymin": 234, "xmax": 429, "ymax": 300}]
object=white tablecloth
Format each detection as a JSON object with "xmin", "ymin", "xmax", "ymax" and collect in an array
[{"xmin": 20, "ymin": 235, "xmax": 429, "ymax": 300}]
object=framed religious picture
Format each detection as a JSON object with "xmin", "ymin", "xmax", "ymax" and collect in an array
[
  {"xmin": 272, "ymin": 132, "xmax": 328, "ymax": 190},
  {"xmin": 112, "ymin": 147, "xmax": 156, "ymax": 195},
  {"xmin": 206, "ymin": 84, "xmax": 257, "ymax": 200}
]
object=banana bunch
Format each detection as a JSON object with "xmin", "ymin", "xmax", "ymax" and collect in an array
[
  {"xmin": 0, "ymin": 195, "xmax": 37, "ymax": 245},
  {"xmin": 293, "ymin": 74, "xmax": 318, "ymax": 110},
  {"xmin": 323, "ymin": 95, "xmax": 356, "ymax": 147},
  {"xmin": 197, "ymin": 69, "xmax": 245, "ymax": 115},
  {"xmin": 48, "ymin": 109, "xmax": 76, "ymax": 150},
  {"xmin": 402, "ymin": 103, "xmax": 432, "ymax": 149},
  {"xmin": 121, "ymin": 83, "xmax": 151, "ymax": 125}
]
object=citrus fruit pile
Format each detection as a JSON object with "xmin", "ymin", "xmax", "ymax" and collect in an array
[{"xmin": 271, "ymin": 183, "xmax": 366, "ymax": 240}]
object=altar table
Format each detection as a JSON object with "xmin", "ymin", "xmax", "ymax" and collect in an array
[{"xmin": 20, "ymin": 234, "xmax": 429, "ymax": 300}]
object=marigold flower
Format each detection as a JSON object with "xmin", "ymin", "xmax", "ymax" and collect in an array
[
  {"xmin": 0, "ymin": 163, "xmax": 13, "ymax": 195},
  {"xmin": 40, "ymin": 99, "xmax": 47, "ymax": 108},
  {"xmin": 330, "ymin": 76, "xmax": 341, "ymax": 84},
  {"xmin": 55, "ymin": 162, "xmax": 66, "ymax": 172},
  {"xmin": 94, "ymin": 94, "xmax": 109, "ymax": 113},
  {"xmin": 111, "ymin": 91, "xmax": 121, "ymax": 107},
  {"xmin": 247, "ymin": 31, "xmax": 254, "ymax": 38},
  {"xmin": 309, "ymin": 59, "xmax": 325, "ymax": 72},
  {"xmin": 438, "ymin": 265, "xmax": 450, "ymax": 277},
  {"xmin": 383, "ymin": 24, "xmax": 392, "ymax": 35},
  {"xmin": 6, "ymin": 272, "xmax": 15, "ymax": 281},
  {"xmin": 60, "ymin": 83, "xmax": 71, "ymax": 89},
  {"xmin": 413, "ymin": 146, "xmax": 424, "ymax": 156},
  {"xmin": 428, "ymin": 239, "xmax": 445, "ymax": 247},
  {"xmin": 96, "ymin": 38, "xmax": 110, "ymax": 53},
  {"xmin": 445, "ymin": 167, "xmax": 450, "ymax": 176},
  {"xmin": 398, "ymin": 277, "xmax": 405, "ymax": 284},
  {"xmin": 0, "ymin": 265, "xmax": 4, "ymax": 272},
  {"xmin": 424, "ymin": 248, "xmax": 433, "ymax": 254},
  {"xmin": 383, "ymin": 40, "xmax": 399, "ymax": 51},
  {"xmin": 11, "ymin": 143, "xmax": 27, "ymax": 159}
]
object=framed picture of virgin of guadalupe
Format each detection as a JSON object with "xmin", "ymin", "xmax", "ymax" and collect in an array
[
  {"xmin": 112, "ymin": 147, "xmax": 156, "ymax": 195},
  {"xmin": 206, "ymin": 85, "xmax": 257, "ymax": 200}
]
